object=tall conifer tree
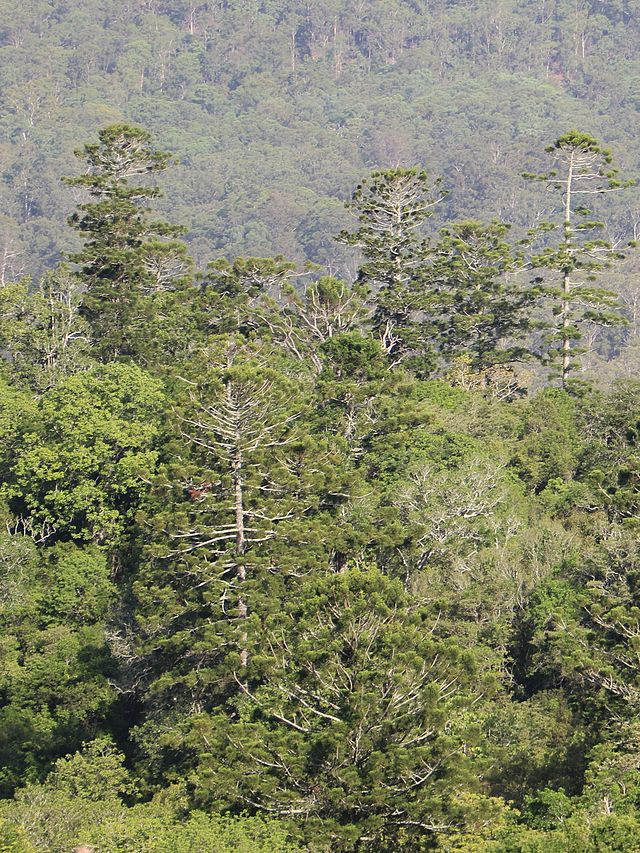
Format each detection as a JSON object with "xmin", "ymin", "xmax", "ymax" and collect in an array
[
  {"xmin": 63, "ymin": 124, "xmax": 189, "ymax": 360},
  {"xmin": 525, "ymin": 131, "xmax": 634, "ymax": 388},
  {"xmin": 337, "ymin": 168, "xmax": 445, "ymax": 373}
]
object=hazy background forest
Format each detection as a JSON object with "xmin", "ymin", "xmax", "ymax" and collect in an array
[{"xmin": 2, "ymin": 0, "xmax": 640, "ymax": 270}]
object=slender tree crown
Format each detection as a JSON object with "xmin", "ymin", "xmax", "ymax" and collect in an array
[
  {"xmin": 336, "ymin": 167, "xmax": 445, "ymax": 371},
  {"xmin": 524, "ymin": 131, "xmax": 635, "ymax": 388},
  {"xmin": 62, "ymin": 125, "xmax": 189, "ymax": 360}
]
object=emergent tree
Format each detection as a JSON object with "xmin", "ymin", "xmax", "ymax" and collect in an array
[{"xmin": 525, "ymin": 131, "xmax": 634, "ymax": 388}]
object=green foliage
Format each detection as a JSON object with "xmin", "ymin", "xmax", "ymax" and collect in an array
[
  {"xmin": 182, "ymin": 567, "xmax": 500, "ymax": 850},
  {"xmin": 4, "ymin": 0, "xmax": 640, "ymax": 289},
  {"xmin": 428, "ymin": 220, "xmax": 534, "ymax": 370},
  {"xmin": 578, "ymin": 382, "xmax": 640, "ymax": 519},
  {"xmin": 337, "ymin": 167, "xmax": 443, "ymax": 372},
  {"xmin": 0, "ymin": 536, "xmax": 118, "ymax": 796},
  {"xmin": 0, "ymin": 819, "xmax": 34, "ymax": 853},
  {"xmin": 63, "ymin": 124, "xmax": 191, "ymax": 360},
  {"xmin": 0, "ymin": 380, "xmax": 36, "ymax": 481},
  {"xmin": 513, "ymin": 390, "xmax": 580, "ymax": 492},
  {"xmin": 2, "ymin": 51, "xmax": 640, "ymax": 851},
  {"xmin": 525, "ymin": 132, "xmax": 635, "ymax": 386},
  {"xmin": 0, "ymin": 267, "xmax": 90, "ymax": 391},
  {"xmin": 2, "ymin": 741, "xmax": 299, "ymax": 852},
  {"xmin": 5, "ymin": 362, "xmax": 164, "ymax": 547},
  {"xmin": 91, "ymin": 810, "xmax": 301, "ymax": 853}
]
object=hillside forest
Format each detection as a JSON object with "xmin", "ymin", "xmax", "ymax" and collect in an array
[{"xmin": 2, "ymin": 2, "xmax": 640, "ymax": 853}]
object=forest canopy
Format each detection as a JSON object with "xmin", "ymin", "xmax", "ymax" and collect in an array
[
  {"xmin": 0, "ymin": 116, "xmax": 639, "ymax": 851},
  {"xmin": 2, "ymin": 3, "xmax": 640, "ymax": 852}
]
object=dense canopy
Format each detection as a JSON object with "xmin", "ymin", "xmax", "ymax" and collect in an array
[{"xmin": 1, "ymin": 3, "xmax": 640, "ymax": 852}]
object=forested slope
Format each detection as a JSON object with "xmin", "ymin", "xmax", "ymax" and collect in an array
[{"xmin": 3, "ymin": 0, "xmax": 640, "ymax": 279}]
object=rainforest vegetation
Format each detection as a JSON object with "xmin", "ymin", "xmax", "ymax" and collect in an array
[{"xmin": 2, "ymin": 3, "xmax": 640, "ymax": 852}]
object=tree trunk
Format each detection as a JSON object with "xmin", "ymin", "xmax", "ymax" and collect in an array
[
  {"xmin": 561, "ymin": 150, "xmax": 574, "ymax": 389},
  {"xmin": 233, "ymin": 424, "xmax": 248, "ymax": 670},
  {"xmin": 561, "ymin": 269, "xmax": 571, "ymax": 388}
]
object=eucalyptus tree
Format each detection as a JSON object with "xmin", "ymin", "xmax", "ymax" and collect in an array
[
  {"xmin": 259, "ymin": 276, "xmax": 367, "ymax": 373},
  {"xmin": 524, "ymin": 131, "xmax": 634, "ymax": 388},
  {"xmin": 0, "ymin": 266, "xmax": 90, "ymax": 391}
]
